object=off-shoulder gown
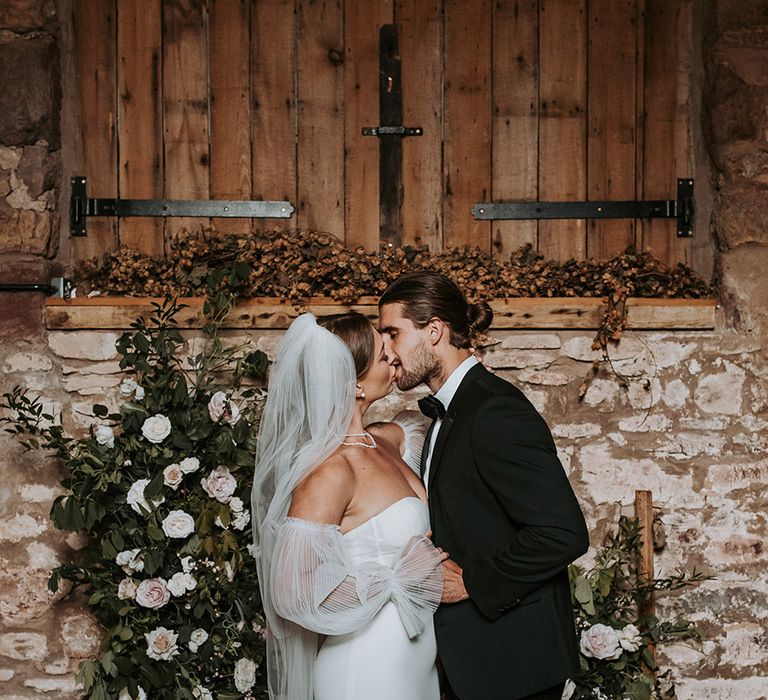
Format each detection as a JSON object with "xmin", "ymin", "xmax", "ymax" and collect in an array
[{"xmin": 313, "ymin": 495, "xmax": 439, "ymax": 700}]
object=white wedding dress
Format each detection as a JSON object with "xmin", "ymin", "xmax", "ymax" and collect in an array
[
  {"xmin": 314, "ymin": 496, "xmax": 440, "ymax": 700},
  {"xmin": 269, "ymin": 413, "xmax": 440, "ymax": 700}
]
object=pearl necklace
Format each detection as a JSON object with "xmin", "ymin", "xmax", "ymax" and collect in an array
[{"xmin": 341, "ymin": 431, "xmax": 377, "ymax": 449}]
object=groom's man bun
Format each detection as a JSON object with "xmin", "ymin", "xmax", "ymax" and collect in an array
[{"xmin": 379, "ymin": 271, "xmax": 493, "ymax": 349}]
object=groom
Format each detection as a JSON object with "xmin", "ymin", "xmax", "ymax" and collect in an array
[{"xmin": 379, "ymin": 271, "xmax": 589, "ymax": 700}]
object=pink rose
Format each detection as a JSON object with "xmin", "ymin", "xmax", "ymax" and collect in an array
[
  {"xmin": 201, "ymin": 465, "xmax": 237, "ymax": 503},
  {"xmin": 135, "ymin": 578, "xmax": 171, "ymax": 609}
]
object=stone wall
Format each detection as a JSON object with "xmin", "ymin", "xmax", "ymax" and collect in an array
[{"xmin": 1, "ymin": 0, "xmax": 768, "ymax": 698}]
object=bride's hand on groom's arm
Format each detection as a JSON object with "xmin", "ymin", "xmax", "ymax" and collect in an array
[{"xmin": 440, "ymin": 559, "xmax": 469, "ymax": 604}]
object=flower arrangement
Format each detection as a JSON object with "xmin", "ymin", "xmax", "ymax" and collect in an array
[
  {"xmin": 566, "ymin": 517, "xmax": 708, "ymax": 699},
  {"xmin": 2, "ymin": 294, "xmax": 270, "ymax": 699}
]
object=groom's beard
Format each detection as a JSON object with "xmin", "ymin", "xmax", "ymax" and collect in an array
[{"xmin": 395, "ymin": 340, "xmax": 440, "ymax": 391}]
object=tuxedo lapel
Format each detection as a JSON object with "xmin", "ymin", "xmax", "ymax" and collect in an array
[{"xmin": 427, "ymin": 362, "xmax": 488, "ymax": 490}]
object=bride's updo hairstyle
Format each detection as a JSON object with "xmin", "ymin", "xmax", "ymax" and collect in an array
[
  {"xmin": 317, "ymin": 311, "xmax": 376, "ymax": 378},
  {"xmin": 379, "ymin": 271, "xmax": 493, "ymax": 349}
]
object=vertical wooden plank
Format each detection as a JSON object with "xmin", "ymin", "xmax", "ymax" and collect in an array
[
  {"xmin": 491, "ymin": 0, "xmax": 539, "ymax": 260},
  {"xmin": 163, "ymin": 0, "xmax": 210, "ymax": 239},
  {"xmin": 635, "ymin": 490, "xmax": 657, "ymax": 665},
  {"xmin": 251, "ymin": 0, "xmax": 297, "ymax": 231},
  {"xmin": 118, "ymin": 0, "xmax": 164, "ymax": 255},
  {"xmin": 398, "ymin": 0, "xmax": 442, "ymax": 251},
  {"xmin": 72, "ymin": 0, "xmax": 117, "ymax": 262},
  {"xmin": 443, "ymin": 0, "xmax": 492, "ymax": 251},
  {"xmin": 642, "ymin": 0, "xmax": 692, "ymax": 266},
  {"xmin": 296, "ymin": 0, "xmax": 345, "ymax": 238},
  {"xmin": 344, "ymin": 0, "xmax": 393, "ymax": 251},
  {"xmin": 587, "ymin": 0, "xmax": 637, "ymax": 259},
  {"xmin": 210, "ymin": 0, "xmax": 252, "ymax": 236},
  {"xmin": 538, "ymin": 0, "xmax": 587, "ymax": 261}
]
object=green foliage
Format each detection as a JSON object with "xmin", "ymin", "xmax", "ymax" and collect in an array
[
  {"xmin": 1, "ymin": 297, "xmax": 270, "ymax": 699},
  {"xmin": 566, "ymin": 517, "xmax": 709, "ymax": 699}
]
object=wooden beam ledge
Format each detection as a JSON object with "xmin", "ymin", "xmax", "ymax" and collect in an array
[{"xmin": 44, "ymin": 297, "xmax": 717, "ymax": 331}]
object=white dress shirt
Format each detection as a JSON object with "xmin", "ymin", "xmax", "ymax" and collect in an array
[{"xmin": 422, "ymin": 355, "xmax": 479, "ymax": 491}]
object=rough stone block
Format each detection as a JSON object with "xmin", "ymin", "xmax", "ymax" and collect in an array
[
  {"xmin": 48, "ymin": 332, "xmax": 119, "ymax": 360},
  {"xmin": 24, "ymin": 677, "xmax": 81, "ymax": 693},
  {"xmin": 715, "ymin": 182, "xmax": 768, "ymax": 248},
  {"xmin": 618, "ymin": 414, "xmax": 673, "ymax": 433},
  {"xmin": 563, "ymin": 336, "xmax": 645, "ymax": 362},
  {"xmin": 577, "ymin": 442, "xmax": 704, "ymax": 507},
  {"xmin": 0, "ymin": 513, "xmax": 47, "ymax": 542},
  {"xmin": 483, "ymin": 349, "xmax": 557, "ymax": 370},
  {"xmin": 61, "ymin": 615, "xmax": 101, "ymax": 658},
  {"xmin": 0, "ymin": 0, "xmax": 56, "ymax": 31},
  {"xmin": 654, "ymin": 432, "xmax": 728, "ymax": 460},
  {"xmin": 0, "ymin": 202, "xmax": 51, "ymax": 255},
  {"xmin": 499, "ymin": 333, "xmax": 561, "ymax": 349},
  {"xmin": 517, "ymin": 368, "xmax": 571, "ymax": 386},
  {"xmin": 0, "ymin": 37, "xmax": 60, "ymax": 147},
  {"xmin": 62, "ymin": 374, "xmax": 121, "ymax": 395},
  {"xmin": 19, "ymin": 484, "xmax": 59, "ymax": 502},
  {"xmin": 2, "ymin": 351, "xmax": 52, "ymax": 373},
  {"xmin": 0, "ymin": 145, "xmax": 22, "ymax": 170},
  {"xmin": 662, "ymin": 379, "xmax": 691, "ymax": 408},
  {"xmin": 16, "ymin": 143, "xmax": 58, "ymax": 199},
  {"xmin": 25, "ymin": 542, "xmax": 60, "ymax": 569},
  {"xmin": 0, "ymin": 632, "xmax": 48, "ymax": 661},
  {"xmin": 61, "ymin": 361, "xmax": 122, "ymax": 375},
  {"xmin": 551, "ymin": 422, "xmax": 602, "ymax": 440},
  {"xmin": 694, "ymin": 364, "xmax": 745, "ymax": 415},
  {"xmin": 582, "ymin": 378, "xmax": 621, "ymax": 410},
  {"xmin": 0, "ymin": 563, "xmax": 56, "ymax": 623}
]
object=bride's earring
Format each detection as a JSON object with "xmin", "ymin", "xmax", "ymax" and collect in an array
[{"xmin": 355, "ymin": 384, "xmax": 366, "ymax": 400}]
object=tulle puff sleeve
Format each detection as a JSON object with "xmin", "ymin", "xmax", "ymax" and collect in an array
[
  {"xmin": 270, "ymin": 516, "xmax": 443, "ymax": 639},
  {"xmin": 390, "ymin": 410, "xmax": 430, "ymax": 476}
]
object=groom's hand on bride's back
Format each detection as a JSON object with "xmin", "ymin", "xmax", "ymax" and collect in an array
[{"xmin": 440, "ymin": 559, "xmax": 469, "ymax": 604}]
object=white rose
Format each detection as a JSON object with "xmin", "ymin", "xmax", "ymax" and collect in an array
[
  {"xmin": 188, "ymin": 628, "xmax": 209, "ymax": 653},
  {"xmin": 579, "ymin": 623, "xmax": 623, "ymax": 660},
  {"xmin": 118, "ymin": 687, "xmax": 147, "ymax": 700},
  {"xmin": 233, "ymin": 657, "xmax": 257, "ymax": 693},
  {"xmin": 95, "ymin": 425, "xmax": 115, "ymax": 448},
  {"xmin": 561, "ymin": 679, "xmax": 576, "ymax": 700},
  {"xmin": 229, "ymin": 496, "xmax": 244, "ymax": 512},
  {"xmin": 135, "ymin": 386, "xmax": 145, "ymax": 400},
  {"xmin": 247, "ymin": 543, "xmax": 259, "ymax": 559},
  {"xmin": 208, "ymin": 391, "xmax": 241, "ymax": 425},
  {"xmin": 208, "ymin": 391, "xmax": 228, "ymax": 422},
  {"xmin": 180, "ymin": 555, "xmax": 196, "ymax": 573},
  {"xmin": 162, "ymin": 510, "xmax": 195, "ymax": 539},
  {"xmin": 232, "ymin": 509, "xmax": 251, "ymax": 531},
  {"xmin": 145, "ymin": 626, "xmax": 179, "ymax": 661},
  {"xmin": 120, "ymin": 378, "xmax": 138, "ymax": 396},
  {"xmin": 126, "ymin": 478, "xmax": 164, "ymax": 515},
  {"xmin": 192, "ymin": 686, "xmax": 213, "ymax": 700},
  {"xmin": 168, "ymin": 571, "xmax": 197, "ymax": 597},
  {"xmin": 135, "ymin": 578, "xmax": 171, "ymax": 609},
  {"xmin": 179, "ymin": 456, "xmax": 200, "ymax": 474},
  {"xmin": 117, "ymin": 577, "xmax": 138, "ymax": 600},
  {"xmin": 201, "ymin": 465, "xmax": 237, "ymax": 503},
  {"xmin": 141, "ymin": 414, "xmax": 172, "ymax": 444},
  {"xmin": 618, "ymin": 623, "xmax": 643, "ymax": 652},
  {"xmin": 163, "ymin": 463, "xmax": 184, "ymax": 490},
  {"xmin": 116, "ymin": 548, "xmax": 144, "ymax": 574}
]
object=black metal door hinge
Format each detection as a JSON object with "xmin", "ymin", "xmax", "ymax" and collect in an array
[
  {"xmin": 69, "ymin": 177, "xmax": 295, "ymax": 236},
  {"xmin": 472, "ymin": 179, "xmax": 694, "ymax": 237},
  {"xmin": 362, "ymin": 126, "xmax": 423, "ymax": 136}
]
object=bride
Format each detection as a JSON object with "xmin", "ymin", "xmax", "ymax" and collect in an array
[{"xmin": 251, "ymin": 311, "xmax": 446, "ymax": 700}]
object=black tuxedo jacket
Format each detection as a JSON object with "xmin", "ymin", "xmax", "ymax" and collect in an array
[{"xmin": 426, "ymin": 363, "xmax": 589, "ymax": 700}]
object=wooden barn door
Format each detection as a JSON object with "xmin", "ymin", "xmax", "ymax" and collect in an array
[{"xmin": 70, "ymin": 0, "xmax": 694, "ymax": 267}]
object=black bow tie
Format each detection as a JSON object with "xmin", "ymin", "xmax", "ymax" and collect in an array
[{"xmin": 418, "ymin": 394, "xmax": 446, "ymax": 421}]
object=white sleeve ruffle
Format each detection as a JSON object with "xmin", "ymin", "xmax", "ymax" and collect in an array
[
  {"xmin": 270, "ymin": 516, "xmax": 443, "ymax": 638},
  {"xmin": 390, "ymin": 409, "xmax": 430, "ymax": 476}
]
